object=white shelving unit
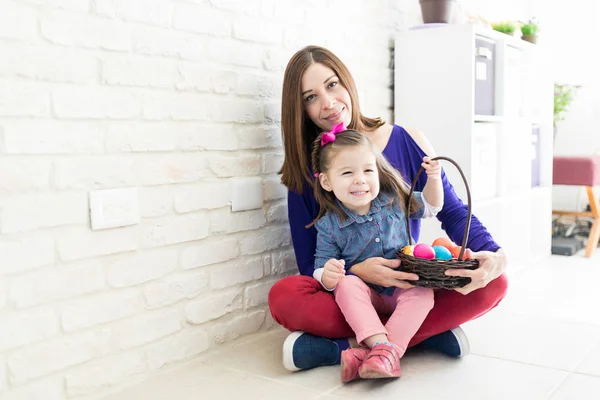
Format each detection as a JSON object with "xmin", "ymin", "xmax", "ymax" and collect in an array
[{"xmin": 394, "ymin": 24, "xmax": 554, "ymax": 263}]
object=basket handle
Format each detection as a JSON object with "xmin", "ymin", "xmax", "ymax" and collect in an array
[{"xmin": 405, "ymin": 156, "xmax": 473, "ymax": 260}]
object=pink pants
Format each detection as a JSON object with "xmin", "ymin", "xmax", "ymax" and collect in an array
[{"xmin": 334, "ymin": 275, "xmax": 434, "ymax": 355}]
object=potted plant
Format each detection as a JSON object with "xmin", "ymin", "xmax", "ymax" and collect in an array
[
  {"xmin": 520, "ymin": 19, "xmax": 539, "ymax": 43},
  {"xmin": 554, "ymin": 83, "xmax": 581, "ymax": 141},
  {"xmin": 419, "ymin": 0, "xmax": 457, "ymax": 24},
  {"xmin": 491, "ymin": 21, "xmax": 517, "ymax": 36}
]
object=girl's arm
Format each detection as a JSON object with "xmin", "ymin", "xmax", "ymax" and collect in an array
[
  {"xmin": 314, "ymin": 218, "xmax": 344, "ymax": 290},
  {"xmin": 421, "ymin": 156, "xmax": 443, "ymax": 208}
]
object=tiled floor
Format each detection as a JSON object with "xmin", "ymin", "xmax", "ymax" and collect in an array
[{"xmin": 102, "ymin": 250, "xmax": 600, "ymax": 400}]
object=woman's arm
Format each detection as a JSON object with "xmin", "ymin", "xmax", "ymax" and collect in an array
[
  {"xmin": 287, "ymin": 187, "xmax": 319, "ymax": 277},
  {"xmin": 405, "ymin": 128, "xmax": 507, "ymax": 293},
  {"xmin": 405, "ymin": 128, "xmax": 499, "ymax": 252}
]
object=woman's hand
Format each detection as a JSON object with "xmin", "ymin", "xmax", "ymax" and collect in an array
[
  {"xmin": 349, "ymin": 257, "xmax": 419, "ymax": 289},
  {"xmin": 444, "ymin": 249, "xmax": 507, "ymax": 295}
]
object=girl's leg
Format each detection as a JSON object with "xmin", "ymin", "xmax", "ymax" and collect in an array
[
  {"xmin": 333, "ymin": 275, "xmax": 394, "ymax": 382},
  {"xmin": 333, "ymin": 275, "xmax": 388, "ymax": 346},
  {"xmin": 384, "ymin": 287, "xmax": 435, "ymax": 356}
]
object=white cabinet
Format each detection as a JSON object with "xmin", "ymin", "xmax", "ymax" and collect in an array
[{"xmin": 394, "ymin": 24, "xmax": 553, "ymax": 263}]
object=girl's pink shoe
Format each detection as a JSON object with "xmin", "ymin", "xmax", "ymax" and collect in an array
[
  {"xmin": 340, "ymin": 347, "xmax": 369, "ymax": 382},
  {"xmin": 358, "ymin": 342, "xmax": 401, "ymax": 379}
]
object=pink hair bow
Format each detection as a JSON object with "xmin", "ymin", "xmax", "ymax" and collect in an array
[
  {"xmin": 314, "ymin": 122, "xmax": 346, "ymax": 177},
  {"xmin": 320, "ymin": 122, "xmax": 346, "ymax": 146}
]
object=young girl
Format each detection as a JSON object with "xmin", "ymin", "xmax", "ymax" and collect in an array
[{"xmin": 310, "ymin": 124, "xmax": 443, "ymax": 382}]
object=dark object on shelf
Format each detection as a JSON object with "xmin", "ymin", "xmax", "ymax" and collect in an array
[
  {"xmin": 551, "ymin": 236, "xmax": 584, "ymax": 256},
  {"xmin": 395, "ymin": 156, "xmax": 479, "ymax": 289},
  {"xmin": 419, "ymin": 0, "xmax": 456, "ymax": 24}
]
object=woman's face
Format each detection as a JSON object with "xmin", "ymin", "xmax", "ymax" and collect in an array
[{"xmin": 301, "ymin": 63, "xmax": 352, "ymax": 132}]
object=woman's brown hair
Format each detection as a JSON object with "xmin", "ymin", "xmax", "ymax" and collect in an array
[
  {"xmin": 279, "ymin": 45, "xmax": 385, "ymax": 193},
  {"xmin": 307, "ymin": 130, "xmax": 421, "ymax": 228}
]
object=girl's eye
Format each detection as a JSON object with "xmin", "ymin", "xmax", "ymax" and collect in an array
[
  {"xmin": 342, "ymin": 171, "xmax": 352, "ymax": 176},
  {"xmin": 365, "ymin": 169, "xmax": 374, "ymax": 173},
  {"xmin": 304, "ymin": 94, "xmax": 316, "ymax": 102}
]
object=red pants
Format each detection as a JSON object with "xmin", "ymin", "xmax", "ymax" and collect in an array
[{"xmin": 268, "ymin": 274, "xmax": 508, "ymax": 347}]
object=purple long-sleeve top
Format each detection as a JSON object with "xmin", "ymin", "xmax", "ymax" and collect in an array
[{"xmin": 287, "ymin": 125, "xmax": 501, "ymax": 277}]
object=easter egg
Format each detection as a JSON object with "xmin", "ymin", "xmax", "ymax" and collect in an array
[
  {"xmin": 401, "ymin": 245, "xmax": 415, "ymax": 256},
  {"xmin": 433, "ymin": 245, "xmax": 452, "ymax": 260},
  {"xmin": 413, "ymin": 243, "xmax": 435, "ymax": 259},
  {"xmin": 451, "ymin": 245, "xmax": 474, "ymax": 260},
  {"xmin": 432, "ymin": 237, "xmax": 455, "ymax": 251}
]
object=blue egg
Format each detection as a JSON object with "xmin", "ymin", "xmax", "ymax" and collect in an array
[{"xmin": 433, "ymin": 245, "xmax": 452, "ymax": 260}]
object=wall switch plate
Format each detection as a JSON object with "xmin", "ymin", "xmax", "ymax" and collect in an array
[
  {"xmin": 231, "ymin": 177, "xmax": 263, "ymax": 212},
  {"xmin": 89, "ymin": 187, "xmax": 140, "ymax": 230}
]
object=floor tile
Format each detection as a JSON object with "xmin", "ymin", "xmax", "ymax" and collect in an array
[
  {"xmin": 576, "ymin": 340, "xmax": 600, "ymax": 377},
  {"xmin": 499, "ymin": 257, "xmax": 600, "ymax": 327},
  {"xmin": 202, "ymin": 327, "xmax": 342, "ymax": 392},
  {"xmin": 330, "ymin": 351, "xmax": 567, "ymax": 400},
  {"xmin": 100, "ymin": 360, "xmax": 321, "ymax": 400},
  {"xmin": 463, "ymin": 309, "xmax": 600, "ymax": 370},
  {"xmin": 550, "ymin": 373, "xmax": 600, "ymax": 400}
]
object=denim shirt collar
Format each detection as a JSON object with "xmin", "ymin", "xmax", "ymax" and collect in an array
[{"xmin": 337, "ymin": 192, "xmax": 393, "ymax": 228}]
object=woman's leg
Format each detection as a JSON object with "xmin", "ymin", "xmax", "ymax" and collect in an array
[
  {"xmin": 268, "ymin": 273, "xmax": 508, "ymax": 369},
  {"xmin": 268, "ymin": 274, "xmax": 508, "ymax": 342},
  {"xmin": 385, "ymin": 287, "xmax": 435, "ymax": 356},
  {"xmin": 409, "ymin": 274, "xmax": 509, "ymax": 347},
  {"xmin": 268, "ymin": 275, "xmax": 353, "ymax": 338}
]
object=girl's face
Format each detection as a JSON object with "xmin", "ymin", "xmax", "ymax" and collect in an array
[
  {"xmin": 301, "ymin": 63, "xmax": 352, "ymax": 132},
  {"xmin": 319, "ymin": 145, "xmax": 379, "ymax": 215}
]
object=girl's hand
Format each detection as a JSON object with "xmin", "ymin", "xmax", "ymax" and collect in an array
[
  {"xmin": 322, "ymin": 259, "xmax": 346, "ymax": 289},
  {"xmin": 422, "ymin": 157, "xmax": 442, "ymax": 180}
]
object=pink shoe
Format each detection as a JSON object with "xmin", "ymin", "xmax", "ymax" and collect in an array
[
  {"xmin": 358, "ymin": 343, "xmax": 402, "ymax": 379},
  {"xmin": 340, "ymin": 347, "xmax": 369, "ymax": 382}
]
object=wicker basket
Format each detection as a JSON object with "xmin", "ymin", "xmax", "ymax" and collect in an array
[{"xmin": 394, "ymin": 156, "xmax": 479, "ymax": 289}]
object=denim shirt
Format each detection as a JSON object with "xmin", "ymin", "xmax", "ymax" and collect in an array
[{"xmin": 314, "ymin": 192, "xmax": 426, "ymax": 295}]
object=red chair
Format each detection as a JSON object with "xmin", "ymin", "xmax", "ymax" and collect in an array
[{"xmin": 552, "ymin": 156, "xmax": 600, "ymax": 257}]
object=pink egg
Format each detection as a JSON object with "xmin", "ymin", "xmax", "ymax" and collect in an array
[{"xmin": 413, "ymin": 243, "xmax": 436, "ymax": 260}]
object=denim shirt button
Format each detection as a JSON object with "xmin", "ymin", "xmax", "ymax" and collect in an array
[
  {"xmin": 368, "ymin": 217, "xmax": 373, "ymax": 222},
  {"xmin": 375, "ymin": 238, "xmax": 380, "ymax": 243}
]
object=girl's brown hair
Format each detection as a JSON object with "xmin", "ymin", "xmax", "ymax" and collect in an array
[
  {"xmin": 307, "ymin": 129, "xmax": 421, "ymax": 228},
  {"xmin": 279, "ymin": 45, "xmax": 385, "ymax": 194}
]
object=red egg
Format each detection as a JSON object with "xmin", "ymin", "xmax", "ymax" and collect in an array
[
  {"xmin": 432, "ymin": 237, "xmax": 455, "ymax": 252},
  {"xmin": 413, "ymin": 243, "xmax": 435, "ymax": 259},
  {"xmin": 451, "ymin": 245, "xmax": 474, "ymax": 260}
]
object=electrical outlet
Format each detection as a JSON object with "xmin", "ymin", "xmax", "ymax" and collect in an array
[
  {"xmin": 231, "ymin": 177, "xmax": 263, "ymax": 212},
  {"xmin": 89, "ymin": 188, "xmax": 140, "ymax": 230}
]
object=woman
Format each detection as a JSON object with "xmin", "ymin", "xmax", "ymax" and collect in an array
[{"xmin": 268, "ymin": 45, "xmax": 508, "ymax": 372}]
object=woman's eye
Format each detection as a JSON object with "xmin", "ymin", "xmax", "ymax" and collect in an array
[
  {"xmin": 304, "ymin": 94, "xmax": 315, "ymax": 102},
  {"xmin": 328, "ymin": 81, "xmax": 338, "ymax": 89}
]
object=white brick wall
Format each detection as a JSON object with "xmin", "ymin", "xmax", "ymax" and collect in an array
[{"xmin": 0, "ymin": 0, "xmax": 419, "ymax": 397}]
